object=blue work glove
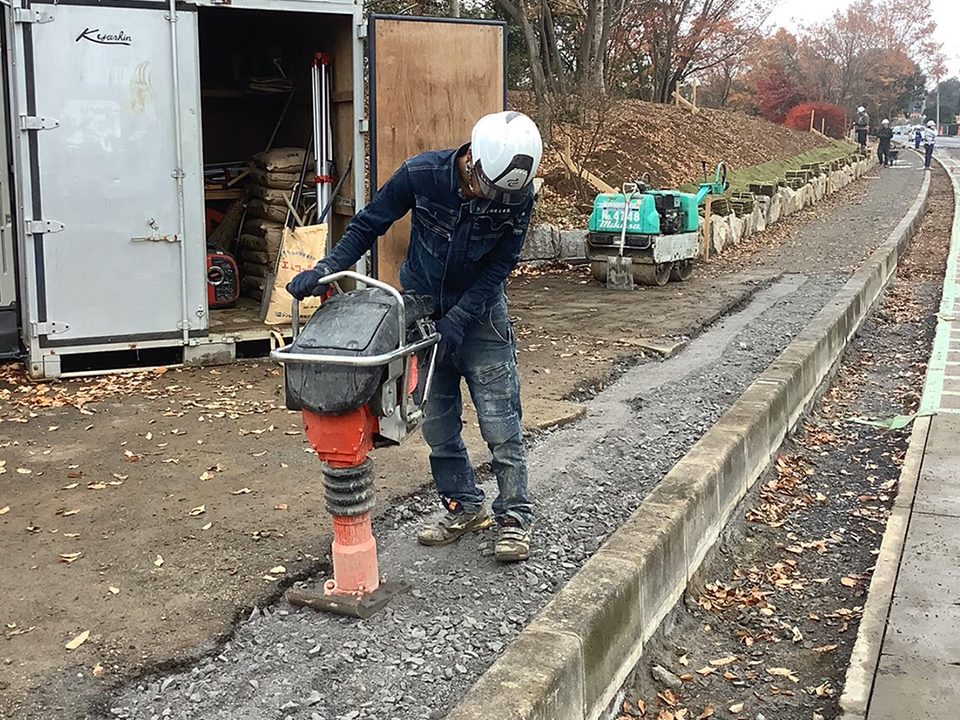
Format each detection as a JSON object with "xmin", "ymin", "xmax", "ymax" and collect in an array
[
  {"xmin": 435, "ymin": 316, "xmax": 465, "ymax": 361},
  {"xmin": 287, "ymin": 264, "xmax": 332, "ymax": 301}
]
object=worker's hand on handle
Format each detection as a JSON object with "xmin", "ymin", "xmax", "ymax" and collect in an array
[
  {"xmin": 287, "ymin": 263, "xmax": 333, "ymax": 301},
  {"xmin": 435, "ymin": 316, "xmax": 464, "ymax": 361}
]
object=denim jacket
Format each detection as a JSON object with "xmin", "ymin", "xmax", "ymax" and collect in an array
[{"xmin": 319, "ymin": 144, "xmax": 533, "ymax": 333}]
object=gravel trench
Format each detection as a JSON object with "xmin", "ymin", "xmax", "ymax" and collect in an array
[{"xmin": 100, "ymin": 272, "xmax": 848, "ymax": 720}]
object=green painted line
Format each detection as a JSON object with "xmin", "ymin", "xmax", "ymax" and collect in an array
[{"xmin": 918, "ymin": 158, "xmax": 960, "ymax": 416}]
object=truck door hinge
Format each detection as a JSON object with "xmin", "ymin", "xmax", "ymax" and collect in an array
[
  {"xmin": 14, "ymin": 8, "xmax": 53, "ymax": 23},
  {"xmin": 31, "ymin": 320, "xmax": 68, "ymax": 336},
  {"xmin": 26, "ymin": 219, "xmax": 64, "ymax": 234},
  {"xmin": 359, "ymin": 118, "xmax": 369, "ymax": 133},
  {"xmin": 20, "ymin": 115, "xmax": 59, "ymax": 131},
  {"xmin": 357, "ymin": 22, "xmax": 368, "ymax": 39}
]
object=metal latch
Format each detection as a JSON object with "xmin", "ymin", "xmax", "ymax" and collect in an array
[
  {"xmin": 359, "ymin": 118, "xmax": 369, "ymax": 133},
  {"xmin": 131, "ymin": 217, "xmax": 180, "ymax": 243},
  {"xmin": 31, "ymin": 320, "xmax": 68, "ymax": 336},
  {"xmin": 357, "ymin": 22, "xmax": 368, "ymax": 39},
  {"xmin": 20, "ymin": 115, "xmax": 59, "ymax": 131},
  {"xmin": 25, "ymin": 219, "xmax": 64, "ymax": 234},
  {"xmin": 14, "ymin": 8, "xmax": 53, "ymax": 23}
]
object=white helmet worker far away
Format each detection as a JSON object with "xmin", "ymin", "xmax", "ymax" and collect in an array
[
  {"xmin": 928, "ymin": 120, "xmax": 937, "ymax": 128},
  {"xmin": 858, "ymin": 106, "xmax": 866, "ymax": 113},
  {"xmin": 882, "ymin": 118, "xmax": 889, "ymax": 125},
  {"xmin": 470, "ymin": 111, "xmax": 543, "ymax": 205}
]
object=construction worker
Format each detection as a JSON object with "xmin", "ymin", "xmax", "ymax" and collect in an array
[
  {"xmin": 877, "ymin": 119, "xmax": 893, "ymax": 167},
  {"xmin": 922, "ymin": 120, "xmax": 937, "ymax": 170},
  {"xmin": 287, "ymin": 111, "xmax": 543, "ymax": 562},
  {"xmin": 855, "ymin": 106, "xmax": 870, "ymax": 152},
  {"xmin": 914, "ymin": 124, "xmax": 923, "ymax": 150}
]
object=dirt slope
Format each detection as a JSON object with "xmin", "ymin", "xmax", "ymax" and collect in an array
[{"xmin": 509, "ymin": 93, "xmax": 835, "ymax": 227}]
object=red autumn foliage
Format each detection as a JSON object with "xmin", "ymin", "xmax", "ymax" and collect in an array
[{"xmin": 783, "ymin": 103, "xmax": 848, "ymax": 139}]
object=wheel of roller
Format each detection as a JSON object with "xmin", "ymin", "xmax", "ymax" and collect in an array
[
  {"xmin": 670, "ymin": 260, "xmax": 694, "ymax": 282},
  {"xmin": 590, "ymin": 260, "xmax": 607, "ymax": 283},
  {"xmin": 634, "ymin": 262, "xmax": 671, "ymax": 286}
]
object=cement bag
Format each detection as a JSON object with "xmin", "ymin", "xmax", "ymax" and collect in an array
[
  {"xmin": 248, "ymin": 199, "xmax": 288, "ymax": 224},
  {"xmin": 253, "ymin": 147, "xmax": 305, "ymax": 173},
  {"xmin": 239, "ymin": 233, "xmax": 283, "ymax": 256},
  {"xmin": 250, "ymin": 167, "xmax": 299, "ymax": 190},
  {"xmin": 250, "ymin": 184, "xmax": 293, "ymax": 206},
  {"xmin": 264, "ymin": 225, "xmax": 328, "ymax": 326},
  {"xmin": 242, "ymin": 218, "xmax": 284, "ymax": 241}
]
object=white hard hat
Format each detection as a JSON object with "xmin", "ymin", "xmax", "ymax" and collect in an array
[
  {"xmin": 858, "ymin": 106, "xmax": 865, "ymax": 113},
  {"xmin": 928, "ymin": 120, "xmax": 936, "ymax": 128},
  {"xmin": 470, "ymin": 111, "xmax": 542, "ymax": 205},
  {"xmin": 882, "ymin": 118, "xmax": 889, "ymax": 125}
]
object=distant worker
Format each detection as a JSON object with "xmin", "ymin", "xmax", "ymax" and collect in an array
[
  {"xmin": 287, "ymin": 111, "xmax": 542, "ymax": 562},
  {"xmin": 922, "ymin": 120, "xmax": 937, "ymax": 170},
  {"xmin": 914, "ymin": 124, "xmax": 923, "ymax": 150},
  {"xmin": 877, "ymin": 119, "xmax": 893, "ymax": 167},
  {"xmin": 855, "ymin": 106, "xmax": 870, "ymax": 152}
]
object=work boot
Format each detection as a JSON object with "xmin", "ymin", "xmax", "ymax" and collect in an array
[
  {"xmin": 494, "ymin": 519, "xmax": 530, "ymax": 562},
  {"xmin": 417, "ymin": 506, "xmax": 491, "ymax": 547}
]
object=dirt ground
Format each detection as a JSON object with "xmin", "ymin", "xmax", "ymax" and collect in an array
[
  {"xmin": 0, "ymin": 165, "xmax": 916, "ymax": 720},
  {"xmin": 616, "ymin": 164, "xmax": 952, "ymax": 720}
]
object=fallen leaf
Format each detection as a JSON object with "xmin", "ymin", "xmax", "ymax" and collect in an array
[
  {"xmin": 67, "ymin": 472, "xmax": 83, "ymax": 479},
  {"xmin": 696, "ymin": 666, "xmax": 716, "ymax": 676},
  {"xmin": 0, "ymin": 506, "xmax": 8, "ymax": 515},
  {"xmin": 262, "ymin": 575, "xmax": 279, "ymax": 582},
  {"xmin": 230, "ymin": 488, "xmax": 252, "ymax": 495},
  {"xmin": 63, "ymin": 533, "xmax": 79, "ymax": 538},
  {"xmin": 16, "ymin": 468, "xmax": 31, "ymax": 475},
  {"xmin": 92, "ymin": 663, "xmax": 105, "ymax": 678},
  {"xmin": 145, "ymin": 432, "xmax": 153, "ymax": 441},
  {"xmin": 87, "ymin": 483, "xmax": 107, "ymax": 490},
  {"xmin": 767, "ymin": 667, "xmax": 799, "ymax": 683},
  {"xmin": 678, "ymin": 654, "xmax": 688, "ymax": 666},
  {"xmin": 59, "ymin": 552, "xmax": 82, "ymax": 563},
  {"xmin": 729, "ymin": 702, "xmax": 744, "ymax": 713},
  {"xmin": 108, "ymin": 586, "xmax": 120, "ymax": 595},
  {"xmin": 269, "ymin": 565, "xmax": 286, "ymax": 574},
  {"xmin": 62, "ymin": 509, "xmax": 79, "ymax": 517},
  {"xmin": 813, "ymin": 644, "xmax": 838, "ymax": 653},
  {"xmin": 657, "ymin": 689, "xmax": 676, "ymax": 706},
  {"xmin": 637, "ymin": 699, "xmax": 646, "ymax": 715},
  {"xmin": 65, "ymin": 630, "xmax": 89, "ymax": 650},
  {"xmin": 275, "ymin": 503, "xmax": 288, "ymax": 510},
  {"xmin": 154, "ymin": 554, "xmax": 164, "ymax": 567},
  {"xmin": 792, "ymin": 626, "xmax": 803, "ymax": 643},
  {"xmin": 841, "ymin": 577, "xmax": 857, "ymax": 587},
  {"xmin": 696, "ymin": 707, "xmax": 714, "ymax": 719},
  {"xmin": 189, "ymin": 505, "xmax": 206, "ymax": 516},
  {"xmin": 62, "ymin": 483, "xmax": 79, "ymax": 490},
  {"xmin": 201, "ymin": 522, "xmax": 212, "ymax": 531},
  {"xmin": 112, "ymin": 474, "xmax": 128, "ymax": 481},
  {"xmin": 199, "ymin": 471, "xmax": 215, "ymax": 481},
  {"xmin": 710, "ymin": 656, "xmax": 737, "ymax": 666}
]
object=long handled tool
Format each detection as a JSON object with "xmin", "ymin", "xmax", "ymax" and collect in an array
[
  {"xmin": 606, "ymin": 183, "xmax": 637, "ymax": 291},
  {"xmin": 312, "ymin": 53, "xmax": 335, "ymax": 251}
]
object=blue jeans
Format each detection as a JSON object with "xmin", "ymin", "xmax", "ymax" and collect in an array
[
  {"xmin": 420, "ymin": 299, "xmax": 532, "ymax": 528},
  {"xmin": 925, "ymin": 144, "xmax": 934, "ymax": 168}
]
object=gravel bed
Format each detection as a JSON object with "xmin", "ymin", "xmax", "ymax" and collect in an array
[{"xmin": 104, "ymin": 273, "xmax": 846, "ymax": 720}]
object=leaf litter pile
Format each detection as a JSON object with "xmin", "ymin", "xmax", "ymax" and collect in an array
[{"xmin": 615, "ymin": 265, "xmax": 940, "ymax": 718}]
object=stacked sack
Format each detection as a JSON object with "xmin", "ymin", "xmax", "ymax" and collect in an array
[{"xmin": 238, "ymin": 147, "xmax": 305, "ymax": 301}]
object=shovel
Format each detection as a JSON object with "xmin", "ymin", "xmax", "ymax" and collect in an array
[{"xmin": 606, "ymin": 183, "xmax": 637, "ymax": 291}]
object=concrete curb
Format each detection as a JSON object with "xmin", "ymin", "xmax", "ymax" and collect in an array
[
  {"xmin": 447, "ymin": 169, "xmax": 931, "ymax": 720},
  {"xmin": 837, "ymin": 415, "xmax": 931, "ymax": 719}
]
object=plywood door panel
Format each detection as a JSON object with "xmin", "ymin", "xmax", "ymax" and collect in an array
[{"xmin": 370, "ymin": 17, "xmax": 505, "ymax": 288}]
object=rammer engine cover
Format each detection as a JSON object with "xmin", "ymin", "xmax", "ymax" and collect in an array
[{"xmin": 285, "ymin": 288, "xmax": 400, "ymax": 415}]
